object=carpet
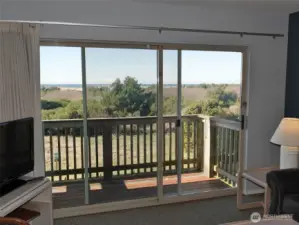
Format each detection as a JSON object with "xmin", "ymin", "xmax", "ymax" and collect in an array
[{"xmin": 55, "ymin": 195, "xmax": 265, "ymax": 225}]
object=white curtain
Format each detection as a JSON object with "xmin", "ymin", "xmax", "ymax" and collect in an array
[
  {"xmin": 0, "ymin": 23, "xmax": 40, "ymax": 122},
  {"xmin": 0, "ymin": 23, "xmax": 42, "ymax": 176}
]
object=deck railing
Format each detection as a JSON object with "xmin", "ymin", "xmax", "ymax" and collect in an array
[
  {"xmin": 210, "ymin": 117, "xmax": 240, "ymax": 186},
  {"xmin": 43, "ymin": 115, "xmax": 204, "ymax": 183},
  {"xmin": 43, "ymin": 115, "xmax": 240, "ymax": 186}
]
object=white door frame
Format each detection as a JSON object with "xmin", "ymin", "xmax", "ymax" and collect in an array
[
  {"xmin": 157, "ymin": 47, "xmax": 164, "ymax": 200},
  {"xmin": 81, "ymin": 47, "xmax": 90, "ymax": 205},
  {"xmin": 157, "ymin": 48, "xmax": 249, "ymax": 202},
  {"xmin": 40, "ymin": 41, "xmax": 248, "ymax": 218},
  {"xmin": 157, "ymin": 49, "xmax": 183, "ymax": 200},
  {"xmin": 176, "ymin": 49, "xmax": 183, "ymax": 195}
]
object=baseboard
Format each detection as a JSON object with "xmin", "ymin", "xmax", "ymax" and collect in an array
[{"xmin": 54, "ymin": 188, "xmax": 236, "ymax": 219}]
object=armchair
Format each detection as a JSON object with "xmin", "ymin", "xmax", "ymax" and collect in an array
[{"xmin": 266, "ymin": 168, "xmax": 299, "ymax": 215}]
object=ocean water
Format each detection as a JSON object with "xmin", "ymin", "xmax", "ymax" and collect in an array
[
  {"xmin": 42, "ymin": 84, "xmax": 94, "ymax": 88},
  {"xmin": 41, "ymin": 84, "xmax": 182, "ymax": 88}
]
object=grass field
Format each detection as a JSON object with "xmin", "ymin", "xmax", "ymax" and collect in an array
[
  {"xmin": 163, "ymin": 85, "xmax": 240, "ymax": 101},
  {"xmin": 41, "ymin": 85, "xmax": 240, "ymax": 102}
]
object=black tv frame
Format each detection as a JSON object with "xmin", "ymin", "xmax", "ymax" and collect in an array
[{"xmin": 0, "ymin": 117, "xmax": 34, "ymax": 196}]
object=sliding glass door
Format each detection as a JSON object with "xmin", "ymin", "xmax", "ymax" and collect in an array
[
  {"xmin": 85, "ymin": 47, "xmax": 158, "ymax": 204},
  {"xmin": 160, "ymin": 50, "xmax": 180, "ymax": 196},
  {"xmin": 41, "ymin": 45, "xmax": 160, "ymax": 208},
  {"xmin": 40, "ymin": 43, "xmax": 245, "ymax": 211},
  {"xmin": 159, "ymin": 49, "xmax": 243, "ymax": 197},
  {"xmin": 177, "ymin": 50, "xmax": 243, "ymax": 194},
  {"xmin": 40, "ymin": 46, "xmax": 85, "ymax": 209}
]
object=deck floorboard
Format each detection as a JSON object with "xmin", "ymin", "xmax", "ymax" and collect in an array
[{"xmin": 52, "ymin": 173, "xmax": 231, "ymax": 209}]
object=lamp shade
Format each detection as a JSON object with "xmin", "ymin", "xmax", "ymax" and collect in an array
[{"xmin": 271, "ymin": 118, "xmax": 299, "ymax": 147}]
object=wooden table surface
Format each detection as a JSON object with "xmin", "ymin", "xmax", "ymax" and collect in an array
[{"xmin": 242, "ymin": 167, "xmax": 277, "ymax": 187}]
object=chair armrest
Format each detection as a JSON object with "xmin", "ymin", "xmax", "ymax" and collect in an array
[
  {"xmin": 0, "ymin": 217, "xmax": 29, "ymax": 225},
  {"xmin": 268, "ymin": 169, "xmax": 299, "ymax": 192},
  {"xmin": 266, "ymin": 169, "xmax": 299, "ymax": 215}
]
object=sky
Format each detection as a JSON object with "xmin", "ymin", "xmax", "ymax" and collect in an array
[{"xmin": 40, "ymin": 46, "xmax": 242, "ymax": 85}]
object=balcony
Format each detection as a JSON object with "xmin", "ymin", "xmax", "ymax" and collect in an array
[{"xmin": 43, "ymin": 115, "xmax": 240, "ymax": 209}]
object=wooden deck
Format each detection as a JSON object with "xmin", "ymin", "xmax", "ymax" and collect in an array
[
  {"xmin": 52, "ymin": 173, "xmax": 231, "ymax": 209},
  {"xmin": 44, "ymin": 116, "xmax": 240, "ymax": 209}
]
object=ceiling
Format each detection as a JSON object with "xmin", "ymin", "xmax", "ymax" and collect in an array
[
  {"xmin": 1, "ymin": 0, "xmax": 299, "ymax": 13},
  {"xmin": 133, "ymin": 0, "xmax": 299, "ymax": 13}
]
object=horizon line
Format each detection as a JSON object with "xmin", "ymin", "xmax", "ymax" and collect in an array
[{"xmin": 41, "ymin": 83, "xmax": 241, "ymax": 85}]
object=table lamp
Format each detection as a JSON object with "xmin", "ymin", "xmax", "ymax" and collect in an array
[{"xmin": 271, "ymin": 118, "xmax": 299, "ymax": 169}]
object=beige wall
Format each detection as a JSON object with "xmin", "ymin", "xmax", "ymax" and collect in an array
[{"xmin": 0, "ymin": 0, "xmax": 290, "ymax": 192}]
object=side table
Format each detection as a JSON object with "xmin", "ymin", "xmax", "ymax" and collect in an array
[{"xmin": 237, "ymin": 167, "xmax": 278, "ymax": 215}]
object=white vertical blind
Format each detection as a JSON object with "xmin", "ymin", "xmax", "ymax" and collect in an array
[
  {"xmin": 0, "ymin": 23, "xmax": 40, "ymax": 122},
  {"xmin": 0, "ymin": 23, "xmax": 42, "ymax": 176}
]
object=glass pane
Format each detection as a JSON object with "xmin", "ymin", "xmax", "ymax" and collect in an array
[
  {"xmin": 85, "ymin": 47, "xmax": 157, "ymax": 204},
  {"xmin": 162, "ymin": 50, "xmax": 179, "ymax": 196},
  {"xmin": 40, "ymin": 46, "xmax": 84, "ymax": 209},
  {"xmin": 181, "ymin": 50, "xmax": 242, "ymax": 194}
]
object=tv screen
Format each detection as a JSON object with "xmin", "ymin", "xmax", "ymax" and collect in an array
[{"xmin": 0, "ymin": 117, "xmax": 34, "ymax": 185}]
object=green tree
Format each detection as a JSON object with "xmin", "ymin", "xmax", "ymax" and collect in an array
[
  {"xmin": 87, "ymin": 100, "xmax": 105, "ymax": 118},
  {"xmin": 163, "ymin": 96, "xmax": 177, "ymax": 115},
  {"xmin": 97, "ymin": 90, "xmax": 119, "ymax": 117},
  {"xmin": 87, "ymin": 86, "xmax": 107, "ymax": 97},
  {"xmin": 198, "ymin": 83, "xmax": 209, "ymax": 89},
  {"xmin": 206, "ymin": 85, "xmax": 238, "ymax": 107},
  {"xmin": 41, "ymin": 99, "xmax": 70, "ymax": 110},
  {"xmin": 118, "ymin": 77, "xmax": 145, "ymax": 115},
  {"xmin": 42, "ymin": 107, "xmax": 69, "ymax": 120},
  {"xmin": 185, "ymin": 99, "xmax": 224, "ymax": 116},
  {"xmin": 42, "ymin": 77, "xmax": 157, "ymax": 119},
  {"xmin": 64, "ymin": 101, "xmax": 84, "ymax": 119},
  {"xmin": 111, "ymin": 78, "xmax": 123, "ymax": 95},
  {"xmin": 99, "ymin": 76, "xmax": 156, "ymax": 117}
]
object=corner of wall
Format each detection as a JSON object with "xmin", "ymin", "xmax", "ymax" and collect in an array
[{"xmin": 0, "ymin": 2, "xmax": 2, "ymax": 20}]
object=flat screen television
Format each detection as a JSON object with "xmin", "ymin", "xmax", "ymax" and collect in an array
[{"xmin": 0, "ymin": 117, "xmax": 34, "ymax": 189}]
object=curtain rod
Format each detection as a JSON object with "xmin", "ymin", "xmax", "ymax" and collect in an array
[{"xmin": 0, "ymin": 20, "xmax": 284, "ymax": 38}]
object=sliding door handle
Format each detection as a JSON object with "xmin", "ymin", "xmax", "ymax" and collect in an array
[{"xmin": 240, "ymin": 115, "xmax": 245, "ymax": 130}]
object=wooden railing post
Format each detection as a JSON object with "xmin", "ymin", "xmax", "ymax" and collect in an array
[
  {"xmin": 196, "ymin": 118, "xmax": 204, "ymax": 171},
  {"xmin": 202, "ymin": 116, "xmax": 212, "ymax": 178},
  {"xmin": 103, "ymin": 124, "xmax": 113, "ymax": 181}
]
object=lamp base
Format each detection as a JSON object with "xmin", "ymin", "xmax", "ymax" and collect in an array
[{"xmin": 280, "ymin": 146, "xmax": 299, "ymax": 169}]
